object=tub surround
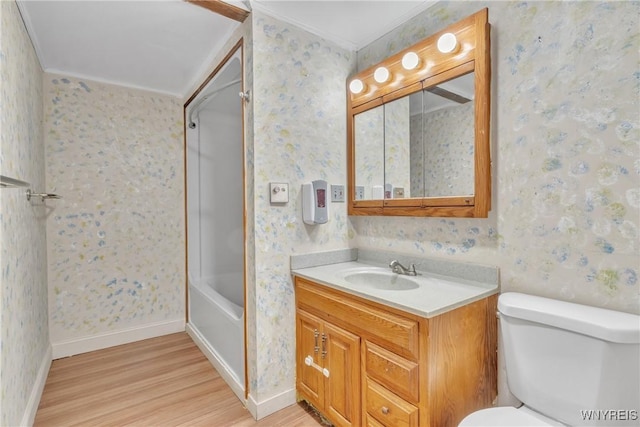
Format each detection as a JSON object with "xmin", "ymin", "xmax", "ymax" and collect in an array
[
  {"xmin": 291, "ymin": 249, "xmax": 499, "ymax": 318},
  {"xmin": 188, "ymin": 278, "xmax": 245, "ymax": 403},
  {"xmin": 186, "ymin": 44, "xmax": 246, "ymax": 401}
]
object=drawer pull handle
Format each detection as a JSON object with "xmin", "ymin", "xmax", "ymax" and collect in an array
[
  {"xmin": 314, "ymin": 329, "xmax": 320, "ymax": 353},
  {"xmin": 381, "ymin": 406, "xmax": 390, "ymax": 415}
]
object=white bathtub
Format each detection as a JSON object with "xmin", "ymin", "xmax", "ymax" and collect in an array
[{"xmin": 188, "ymin": 273, "xmax": 244, "ymax": 399}]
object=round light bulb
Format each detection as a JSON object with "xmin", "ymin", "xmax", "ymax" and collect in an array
[
  {"xmin": 349, "ymin": 79, "xmax": 364, "ymax": 94},
  {"xmin": 437, "ymin": 33, "xmax": 458, "ymax": 53},
  {"xmin": 401, "ymin": 52, "xmax": 420, "ymax": 70},
  {"xmin": 374, "ymin": 66, "xmax": 390, "ymax": 83}
]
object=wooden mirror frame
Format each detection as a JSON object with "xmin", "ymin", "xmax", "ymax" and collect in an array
[{"xmin": 347, "ymin": 8, "xmax": 491, "ymax": 218}]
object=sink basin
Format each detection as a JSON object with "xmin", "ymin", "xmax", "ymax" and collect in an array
[{"xmin": 342, "ymin": 271, "xmax": 420, "ymax": 290}]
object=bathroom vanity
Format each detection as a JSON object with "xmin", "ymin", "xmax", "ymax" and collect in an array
[{"xmin": 292, "ymin": 252, "xmax": 499, "ymax": 427}]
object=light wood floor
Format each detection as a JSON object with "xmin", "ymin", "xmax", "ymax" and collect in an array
[{"xmin": 35, "ymin": 332, "xmax": 325, "ymax": 426}]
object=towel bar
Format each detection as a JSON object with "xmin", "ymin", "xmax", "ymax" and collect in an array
[
  {"xmin": 1, "ymin": 175, "xmax": 61, "ymax": 202},
  {"xmin": 26, "ymin": 189, "xmax": 62, "ymax": 202}
]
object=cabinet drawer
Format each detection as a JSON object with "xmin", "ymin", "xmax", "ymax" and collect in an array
[
  {"xmin": 365, "ymin": 378, "xmax": 418, "ymax": 427},
  {"xmin": 366, "ymin": 413, "xmax": 387, "ymax": 427},
  {"xmin": 364, "ymin": 341, "xmax": 419, "ymax": 403},
  {"xmin": 296, "ymin": 278, "xmax": 420, "ymax": 359}
]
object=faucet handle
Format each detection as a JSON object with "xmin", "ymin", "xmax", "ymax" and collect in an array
[{"xmin": 408, "ymin": 263, "xmax": 417, "ymax": 276}]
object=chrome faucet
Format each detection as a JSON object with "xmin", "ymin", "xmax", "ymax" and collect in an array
[{"xmin": 389, "ymin": 260, "xmax": 417, "ymax": 276}]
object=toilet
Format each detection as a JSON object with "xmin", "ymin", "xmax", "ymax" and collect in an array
[{"xmin": 460, "ymin": 292, "xmax": 640, "ymax": 427}]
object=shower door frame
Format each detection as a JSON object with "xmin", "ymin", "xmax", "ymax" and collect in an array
[{"xmin": 183, "ymin": 38, "xmax": 248, "ymax": 398}]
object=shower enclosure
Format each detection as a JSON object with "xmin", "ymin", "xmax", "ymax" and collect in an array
[{"xmin": 185, "ymin": 45, "xmax": 245, "ymax": 400}]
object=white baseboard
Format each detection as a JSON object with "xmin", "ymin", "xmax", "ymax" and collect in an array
[
  {"xmin": 186, "ymin": 323, "xmax": 245, "ymax": 403},
  {"xmin": 20, "ymin": 345, "xmax": 52, "ymax": 427},
  {"xmin": 51, "ymin": 319, "xmax": 185, "ymax": 359},
  {"xmin": 186, "ymin": 324, "xmax": 296, "ymax": 421},
  {"xmin": 246, "ymin": 388, "xmax": 297, "ymax": 420}
]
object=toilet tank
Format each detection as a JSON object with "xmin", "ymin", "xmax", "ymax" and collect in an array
[{"xmin": 499, "ymin": 292, "xmax": 640, "ymax": 426}]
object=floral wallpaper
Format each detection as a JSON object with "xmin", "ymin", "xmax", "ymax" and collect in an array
[
  {"xmin": 249, "ymin": 10, "xmax": 354, "ymax": 401},
  {"xmin": 353, "ymin": 0, "xmax": 639, "ymax": 314},
  {"xmin": 0, "ymin": 1, "xmax": 48, "ymax": 425},
  {"xmin": 44, "ymin": 74, "xmax": 186, "ymax": 345}
]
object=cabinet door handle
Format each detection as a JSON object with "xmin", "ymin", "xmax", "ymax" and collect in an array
[
  {"xmin": 321, "ymin": 333, "xmax": 327, "ymax": 359},
  {"xmin": 313, "ymin": 329, "xmax": 319, "ymax": 353},
  {"xmin": 381, "ymin": 406, "xmax": 390, "ymax": 415}
]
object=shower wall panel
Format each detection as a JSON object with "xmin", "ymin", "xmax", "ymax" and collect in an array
[{"xmin": 197, "ymin": 106, "xmax": 244, "ymax": 280}]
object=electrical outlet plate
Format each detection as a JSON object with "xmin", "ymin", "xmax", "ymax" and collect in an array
[{"xmin": 331, "ymin": 184, "xmax": 345, "ymax": 202}]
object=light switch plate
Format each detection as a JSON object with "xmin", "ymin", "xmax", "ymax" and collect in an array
[{"xmin": 270, "ymin": 182, "xmax": 289, "ymax": 204}]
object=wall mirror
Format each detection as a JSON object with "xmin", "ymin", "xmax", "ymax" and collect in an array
[{"xmin": 347, "ymin": 8, "xmax": 491, "ymax": 218}]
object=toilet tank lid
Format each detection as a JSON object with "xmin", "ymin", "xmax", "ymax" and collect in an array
[{"xmin": 498, "ymin": 293, "xmax": 640, "ymax": 344}]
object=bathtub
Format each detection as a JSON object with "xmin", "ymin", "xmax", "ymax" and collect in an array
[{"xmin": 187, "ymin": 273, "xmax": 244, "ymax": 399}]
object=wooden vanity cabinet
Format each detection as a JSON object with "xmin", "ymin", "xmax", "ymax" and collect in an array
[
  {"xmin": 296, "ymin": 310, "xmax": 361, "ymax": 427},
  {"xmin": 295, "ymin": 276, "xmax": 497, "ymax": 427}
]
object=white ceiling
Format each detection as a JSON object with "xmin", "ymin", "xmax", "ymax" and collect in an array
[
  {"xmin": 17, "ymin": 0, "xmax": 436, "ymax": 98},
  {"xmin": 17, "ymin": 0, "xmax": 241, "ymax": 98}
]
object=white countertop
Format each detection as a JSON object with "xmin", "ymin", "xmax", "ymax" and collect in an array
[{"xmin": 292, "ymin": 261, "xmax": 498, "ymax": 318}]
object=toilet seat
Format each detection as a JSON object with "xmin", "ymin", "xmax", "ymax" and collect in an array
[{"xmin": 459, "ymin": 406, "xmax": 563, "ymax": 427}]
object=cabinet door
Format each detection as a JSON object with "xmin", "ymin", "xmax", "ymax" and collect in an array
[
  {"xmin": 324, "ymin": 322, "xmax": 361, "ymax": 427},
  {"xmin": 296, "ymin": 309, "xmax": 324, "ymax": 408}
]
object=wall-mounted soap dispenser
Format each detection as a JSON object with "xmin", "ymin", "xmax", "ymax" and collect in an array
[{"xmin": 302, "ymin": 180, "xmax": 328, "ymax": 225}]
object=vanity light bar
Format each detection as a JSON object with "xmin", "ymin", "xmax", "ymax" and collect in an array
[
  {"xmin": 346, "ymin": 7, "xmax": 490, "ymax": 103},
  {"xmin": 437, "ymin": 33, "xmax": 458, "ymax": 54},
  {"xmin": 349, "ymin": 79, "xmax": 365, "ymax": 94},
  {"xmin": 401, "ymin": 52, "xmax": 420, "ymax": 70},
  {"xmin": 348, "ymin": 33, "xmax": 459, "ymax": 95},
  {"xmin": 373, "ymin": 66, "xmax": 390, "ymax": 83}
]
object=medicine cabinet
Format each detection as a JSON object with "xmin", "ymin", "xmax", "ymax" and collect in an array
[{"xmin": 347, "ymin": 9, "xmax": 491, "ymax": 218}]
